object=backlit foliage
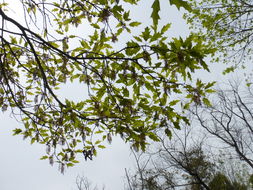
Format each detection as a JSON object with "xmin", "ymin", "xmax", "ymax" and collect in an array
[{"xmin": 0, "ymin": 0, "xmax": 215, "ymax": 171}]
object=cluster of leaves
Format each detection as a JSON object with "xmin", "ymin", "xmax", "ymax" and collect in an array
[
  {"xmin": 0, "ymin": 0, "xmax": 215, "ymax": 171},
  {"xmin": 185, "ymin": 0, "xmax": 253, "ymax": 73}
]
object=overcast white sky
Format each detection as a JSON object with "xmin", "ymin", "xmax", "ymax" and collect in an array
[{"xmin": 0, "ymin": 0, "xmax": 243, "ymax": 189}]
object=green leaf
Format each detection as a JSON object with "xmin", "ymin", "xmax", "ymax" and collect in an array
[
  {"xmin": 66, "ymin": 163, "xmax": 74, "ymax": 167},
  {"xmin": 98, "ymin": 145, "xmax": 106, "ymax": 149},
  {"xmin": 173, "ymin": 121, "xmax": 180, "ymax": 129},
  {"xmin": 205, "ymin": 81, "xmax": 216, "ymax": 89},
  {"xmin": 142, "ymin": 27, "xmax": 151, "ymax": 41},
  {"xmin": 169, "ymin": 100, "xmax": 180, "ymax": 106},
  {"xmin": 129, "ymin": 21, "xmax": 141, "ymax": 27},
  {"xmin": 72, "ymin": 160, "xmax": 79, "ymax": 163},
  {"xmin": 222, "ymin": 66, "xmax": 235, "ymax": 75},
  {"xmin": 40, "ymin": 155, "xmax": 48, "ymax": 160},
  {"xmin": 12, "ymin": 128, "xmax": 22, "ymax": 135},
  {"xmin": 161, "ymin": 23, "xmax": 171, "ymax": 34},
  {"xmin": 148, "ymin": 133, "xmax": 160, "ymax": 142},
  {"xmin": 203, "ymin": 98, "xmax": 212, "ymax": 107},
  {"xmin": 151, "ymin": 0, "xmax": 160, "ymax": 28},
  {"xmin": 169, "ymin": 0, "xmax": 192, "ymax": 11},
  {"xmin": 165, "ymin": 128, "xmax": 172, "ymax": 139}
]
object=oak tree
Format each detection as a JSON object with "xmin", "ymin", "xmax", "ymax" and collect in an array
[{"xmin": 0, "ymin": 0, "xmax": 215, "ymax": 170}]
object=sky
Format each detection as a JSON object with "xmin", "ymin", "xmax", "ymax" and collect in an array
[{"xmin": 0, "ymin": 0, "xmax": 246, "ymax": 190}]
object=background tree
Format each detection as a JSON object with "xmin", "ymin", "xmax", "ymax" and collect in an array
[
  {"xmin": 75, "ymin": 175, "xmax": 105, "ymax": 190},
  {"xmin": 185, "ymin": 0, "xmax": 253, "ymax": 73},
  {"xmin": 123, "ymin": 81, "xmax": 253, "ymax": 189},
  {"xmin": 0, "ymin": 0, "xmax": 216, "ymax": 170},
  {"xmin": 125, "ymin": 125, "xmax": 252, "ymax": 190},
  {"xmin": 192, "ymin": 81, "xmax": 253, "ymax": 170}
]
